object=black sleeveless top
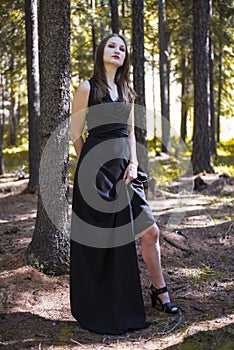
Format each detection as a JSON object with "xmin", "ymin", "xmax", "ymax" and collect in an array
[{"xmin": 85, "ymin": 77, "xmax": 131, "ymax": 138}]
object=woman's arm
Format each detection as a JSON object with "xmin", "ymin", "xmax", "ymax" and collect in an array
[
  {"xmin": 71, "ymin": 80, "xmax": 90, "ymax": 158},
  {"xmin": 123, "ymin": 105, "xmax": 138, "ymax": 184}
]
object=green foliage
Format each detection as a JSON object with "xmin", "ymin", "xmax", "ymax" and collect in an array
[
  {"xmin": 3, "ymin": 143, "xmax": 28, "ymax": 174},
  {"xmin": 1, "ymin": 0, "xmax": 233, "ymax": 175},
  {"xmin": 149, "ymin": 157, "xmax": 180, "ymax": 187},
  {"xmin": 144, "ymin": 0, "xmax": 159, "ymax": 58},
  {"xmin": 213, "ymin": 139, "xmax": 234, "ymax": 177},
  {"xmin": 0, "ymin": 0, "xmax": 26, "ymax": 148},
  {"xmin": 149, "ymin": 138, "xmax": 234, "ymax": 187},
  {"xmin": 212, "ymin": 0, "xmax": 234, "ymax": 119},
  {"xmin": 71, "ymin": 1, "xmax": 95, "ymax": 89},
  {"xmin": 0, "ymin": 0, "xmax": 25, "ymax": 52}
]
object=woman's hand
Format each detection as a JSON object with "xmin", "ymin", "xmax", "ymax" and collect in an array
[{"xmin": 123, "ymin": 162, "xmax": 138, "ymax": 185}]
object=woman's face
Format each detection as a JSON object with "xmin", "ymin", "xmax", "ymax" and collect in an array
[{"xmin": 103, "ymin": 37, "xmax": 126, "ymax": 68}]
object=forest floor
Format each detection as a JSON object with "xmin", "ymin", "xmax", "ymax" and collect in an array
[{"xmin": 0, "ymin": 173, "xmax": 234, "ymax": 350}]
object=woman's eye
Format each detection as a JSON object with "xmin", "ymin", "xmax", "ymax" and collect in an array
[{"xmin": 107, "ymin": 44, "xmax": 125, "ymax": 52}]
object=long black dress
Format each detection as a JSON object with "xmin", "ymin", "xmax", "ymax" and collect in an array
[{"xmin": 70, "ymin": 78, "xmax": 155, "ymax": 335}]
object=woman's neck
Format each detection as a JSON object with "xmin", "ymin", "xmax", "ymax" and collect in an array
[{"xmin": 104, "ymin": 65, "xmax": 117, "ymax": 87}]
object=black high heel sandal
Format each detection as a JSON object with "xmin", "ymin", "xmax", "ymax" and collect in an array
[{"xmin": 150, "ymin": 285, "xmax": 179, "ymax": 314}]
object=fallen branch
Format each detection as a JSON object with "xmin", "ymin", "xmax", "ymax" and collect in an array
[
  {"xmin": 162, "ymin": 234, "xmax": 191, "ymax": 256},
  {"xmin": 70, "ymin": 338, "xmax": 83, "ymax": 345},
  {"xmin": 149, "ymin": 310, "xmax": 183, "ymax": 336},
  {"xmin": 158, "ymin": 310, "xmax": 183, "ymax": 335},
  {"xmin": 175, "ymin": 230, "xmax": 188, "ymax": 240}
]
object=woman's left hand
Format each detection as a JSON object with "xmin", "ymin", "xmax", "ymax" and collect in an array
[{"xmin": 123, "ymin": 163, "xmax": 138, "ymax": 185}]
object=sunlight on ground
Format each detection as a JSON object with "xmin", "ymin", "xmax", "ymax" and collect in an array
[{"xmin": 176, "ymin": 265, "xmax": 223, "ymax": 282}]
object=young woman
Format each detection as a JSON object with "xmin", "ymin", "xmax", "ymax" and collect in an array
[{"xmin": 70, "ymin": 33, "xmax": 179, "ymax": 335}]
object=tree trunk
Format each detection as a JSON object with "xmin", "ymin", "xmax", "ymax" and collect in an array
[
  {"xmin": 165, "ymin": 26, "xmax": 171, "ymax": 145},
  {"xmin": 151, "ymin": 51, "xmax": 157, "ymax": 150},
  {"xmin": 158, "ymin": 0, "xmax": 170, "ymax": 153},
  {"xmin": 121, "ymin": 0, "xmax": 125, "ymax": 34},
  {"xmin": 100, "ymin": 0, "xmax": 105, "ymax": 39},
  {"xmin": 132, "ymin": 0, "xmax": 148, "ymax": 175},
  {"xmin": 209, "ymin": 5, "xmax": 216, "ymax": 155},
  {"xmin": 110, "ymin": 0, "xmax": 120, "ymax": 34},
  {"xmin": 8, "ymin": 54, "xmax": 17, "ymax": 146},
  {"xmin": 0, "ymin": 125, "xmax": 4, "ymax": 175},
  {"xmin": 91, "ymin": 0, "xmax": 97, "ymax": 59},
  {"xmin": 27, "ymin": 0, "xmax": 70, "ymax": 275},
  {"xmin": 0, "ymin": 68, "xmax": 5, "ymax": 175},
  {"xmin": 191, "ymin": 0, "xmax": 213, "ymax": 174},
  {"xmin": 216, "ymin": 18, "xmax": 223, "ymax": 144},
  {"xmin": 25, "ymin": 0, "xmax": 40, "ymax": 193},
  {"xmin": 180, "ymin": 57, "xmax": 187, "ymax": 142}
]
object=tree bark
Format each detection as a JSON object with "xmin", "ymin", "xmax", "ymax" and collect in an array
[
  {"xmin": 25, "ymin": 0, "xmax": 40, "ymax": 193},
  {"xmin": 151, "ymin": 50, "xmax": 157, "ymax": 150},
  {"xmin": 209, "ymin": 2, "xmax": 216, "ymax": 155},
  {"xmin": 110, "ymin": 0, "xmax": 120, "ymax": 34},
  {"xmin": 121, "ymin": 0, "xmax": 125, "ymax": 34},
  {"xmin": 91, "ymin": 0, "xmax": 97, "ymax": 59},
  {"xmin": 27, "ymin": 0, "xmax": 70, "ymax": 275},
  {"xmin": 191, "ymin": 0, "xmax": 213, "ymax": 174},
  {"xmin": 0, "ymin": 67, "xmax": 5, "ymax": 175},
  {"xmin": 8, "ymin": 53, "xmax": 17, "ymax": 146},
  {"xmin": 216, "ymin": 11, "xmax": 223, "ymax": 144},
  {"xmin": 132, "ymin": 0, "xmax": 148, "ymax": 175},
  {"xmin": 180, "ymin": 57, "xmax": 187, "ymax": 142},
  {"xmin": 158, "ymin": 0, "xmax": 170, "ymax": 153},
  {"xmin": 100, "ymin": 0, "xmax": 105, "ymax": 39},
  {"xmin": 216, "ymin": 46, "xmax": 222, "ymax": 144}
]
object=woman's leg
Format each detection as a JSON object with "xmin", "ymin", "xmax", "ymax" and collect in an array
[{"xmin": 141, "ymin": 223, "xmax": 177, "ymax": 309}]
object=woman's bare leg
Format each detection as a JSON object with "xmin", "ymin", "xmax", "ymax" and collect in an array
[{"xmin": 141, "ymin": 223, "xmax": 176, "ymax": 308}]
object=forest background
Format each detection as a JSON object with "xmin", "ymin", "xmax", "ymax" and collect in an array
[
  {"xmin": 0, "ymin": 0, "xmax": 233, "ymax": 180},
  {"xmin": 0, "ymin": 0, "xmax": 234, "ymax": 349}
]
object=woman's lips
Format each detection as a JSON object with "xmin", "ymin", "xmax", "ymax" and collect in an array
[{"xmin": 112, "ymin": 55, "xmax": 120, "ymax": 59}]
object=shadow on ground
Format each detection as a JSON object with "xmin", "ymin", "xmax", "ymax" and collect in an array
[
  {"xmin": 1, "ymin": 312, "xmax": 234, "ymax": 350},
  {"xmin": 165, "ymin": 324, "xmax": 234, "ymax": 350}
]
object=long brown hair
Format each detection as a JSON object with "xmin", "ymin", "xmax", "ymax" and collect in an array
[{"xmin": 92, "ymin": 33, "xmax": 135, "ymax": 104}]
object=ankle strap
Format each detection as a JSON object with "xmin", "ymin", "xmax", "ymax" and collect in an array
[{"xmin": 150, "ymin": 285, "xmax": 168, "ymax": 295}]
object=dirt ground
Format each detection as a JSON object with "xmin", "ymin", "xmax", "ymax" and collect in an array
[{"xmin": 0, "ymin": 174, "xmax": 234, "ymax": 350}]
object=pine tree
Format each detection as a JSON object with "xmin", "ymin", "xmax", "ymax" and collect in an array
[
  {"xmin": 27, "ymin": 0, "xmax": 70, "ymax": 275},
  {"xmin": 191, "ymin": 0, "xmax": 213, "ymax": 174}
]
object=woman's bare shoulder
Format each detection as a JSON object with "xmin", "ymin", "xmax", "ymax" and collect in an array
[
  {"xmin": 74, "ymin": 80, "xmax": 90, "ymax": 96},
  {"xmin": 72, "ymin": 80, "xmax": 91, "ymax": 113}
]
